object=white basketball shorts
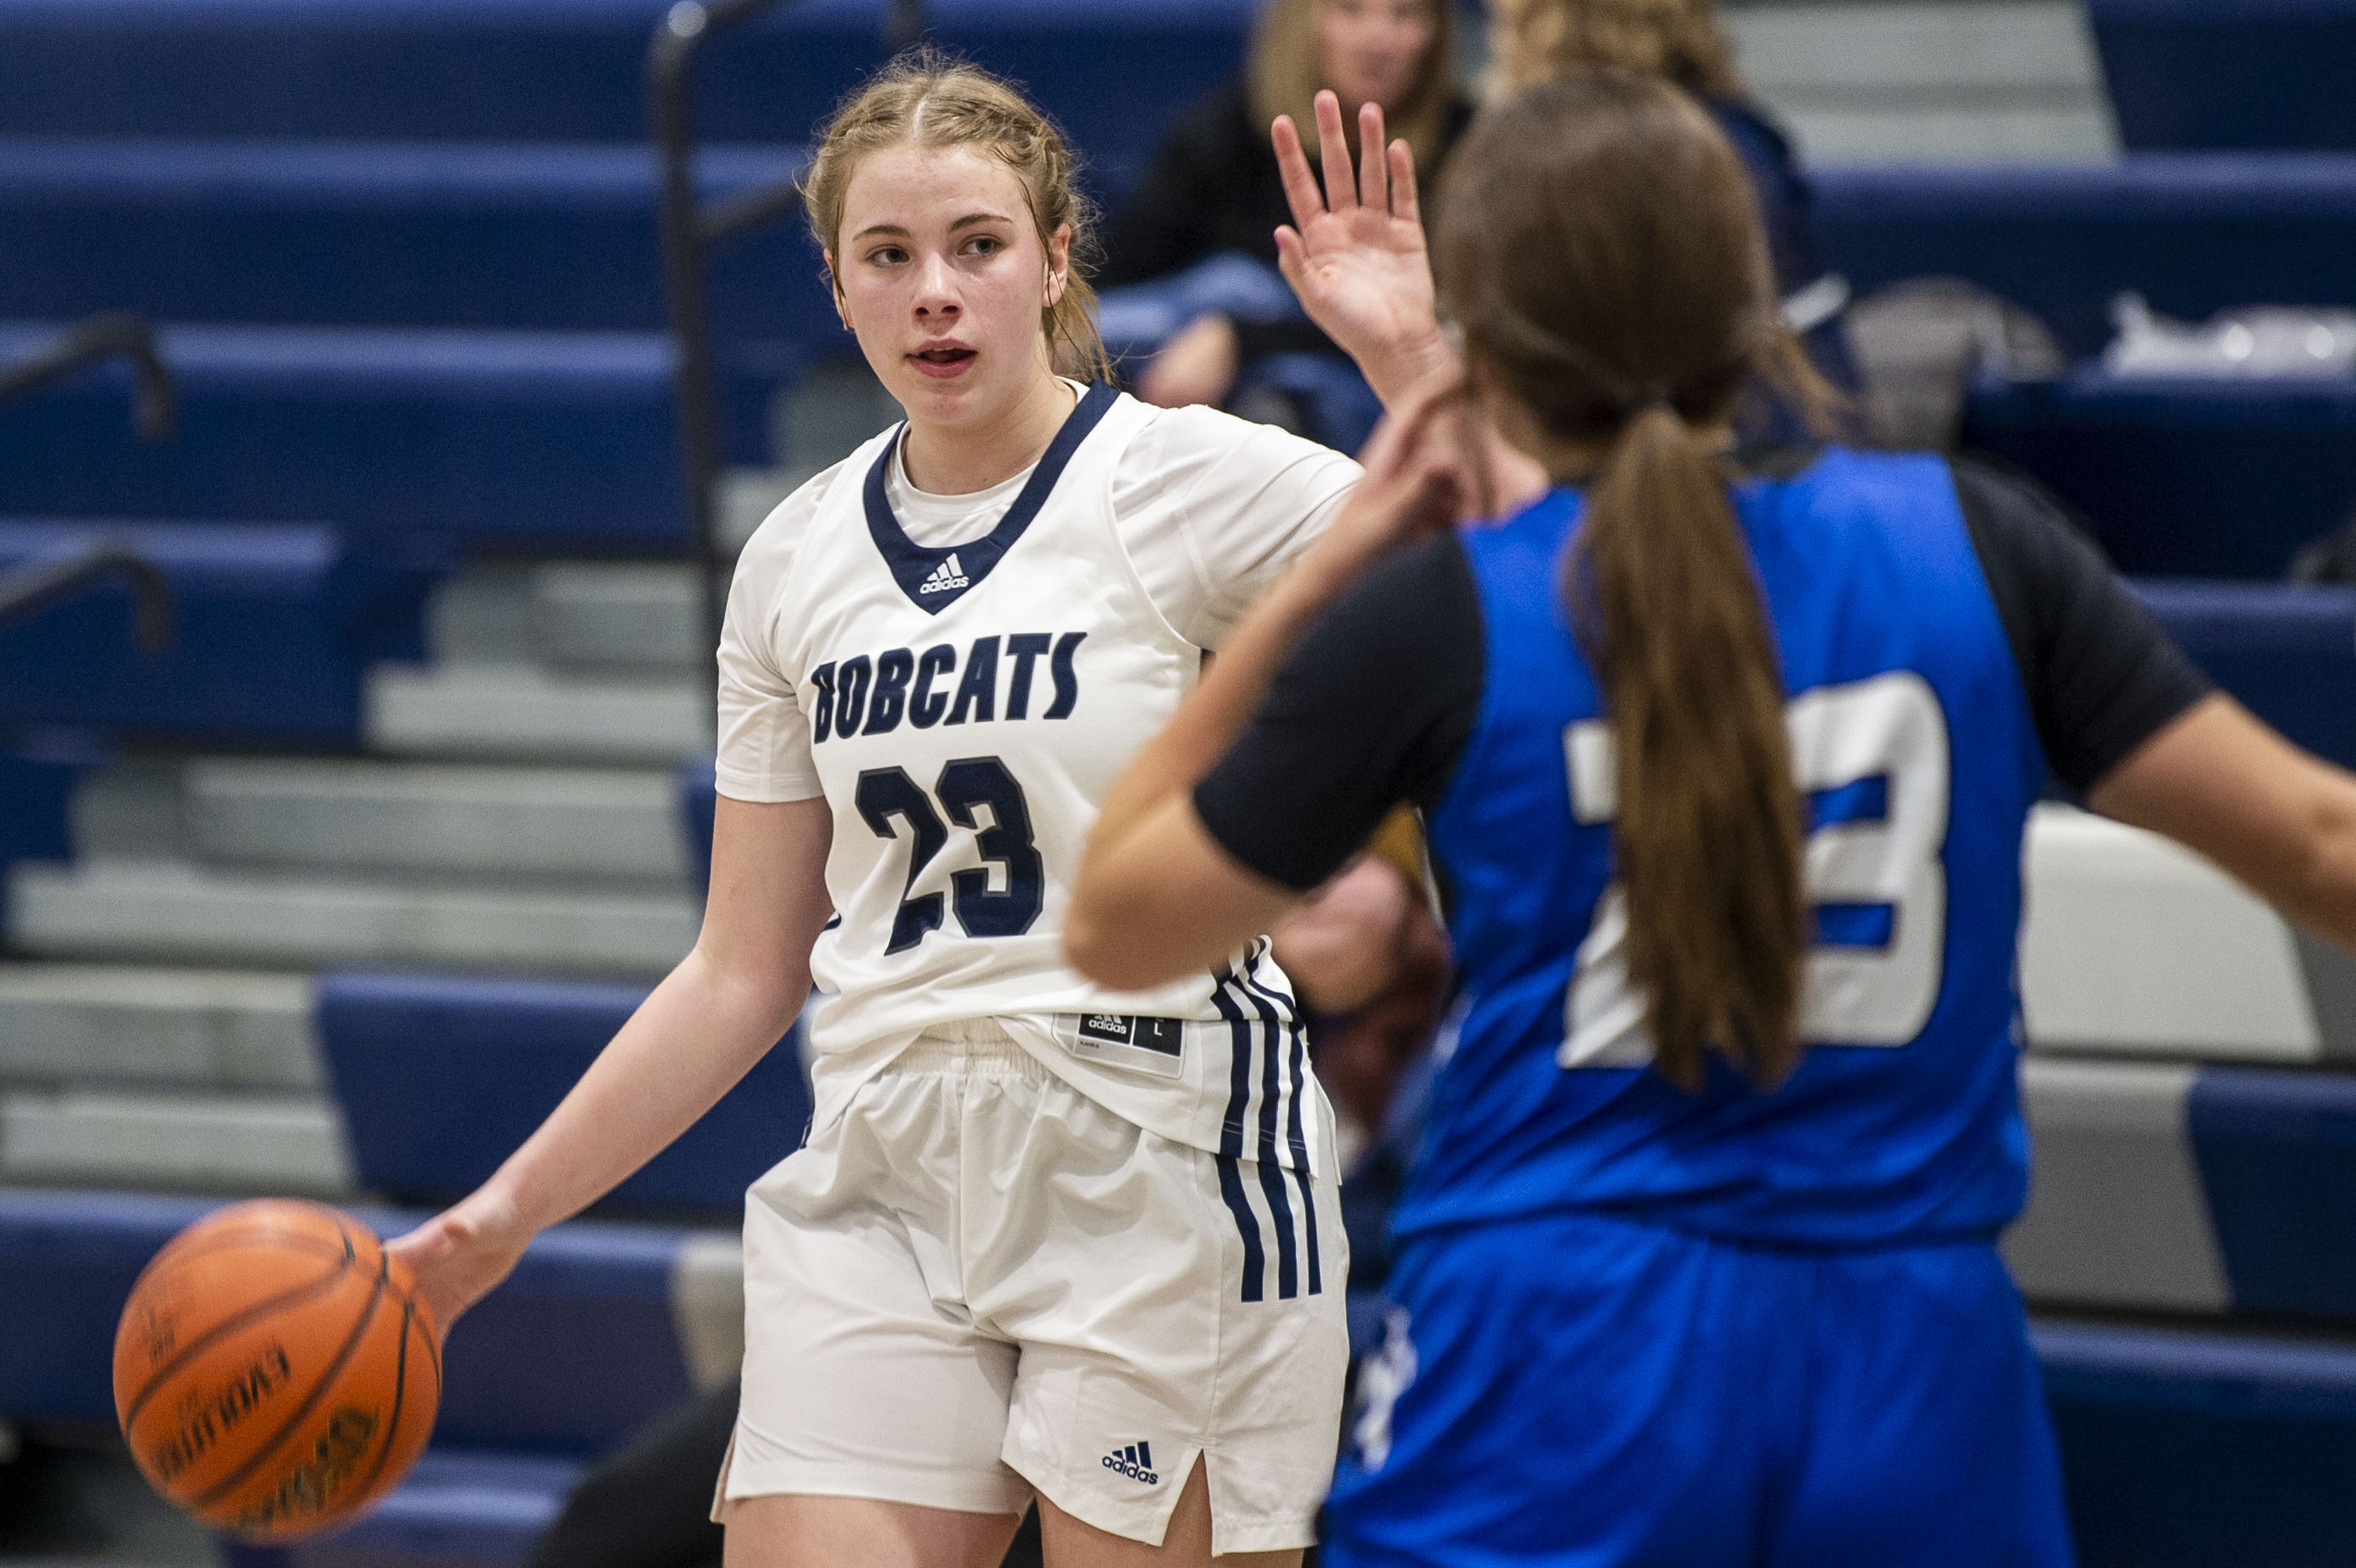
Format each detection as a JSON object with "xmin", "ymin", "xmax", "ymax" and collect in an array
[{"xmin": 717, "ymin": 1021, "xmax": 1348, "ymax": 1554}]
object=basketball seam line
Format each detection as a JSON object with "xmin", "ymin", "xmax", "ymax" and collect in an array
[
  {"xmin": 347, "ymin": 1297, "xmax": 419, "ymax": 1510},
  {"xmin": 121, "ymin": 1235, "xmax": 357, "ymax": 1431},
  {"xmin": 189, "ymin": 1248, "xmax": 390, "ymax": 1514}
]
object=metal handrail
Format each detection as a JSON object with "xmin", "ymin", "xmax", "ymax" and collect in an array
[
  {"xmin": 0, "ymin": 540, "xmax": 174, "ymax": 651},
  {"xmin": 0, "ymin": 312, "xmax": 178, "ymax": 443},
  {"xmin": 648, "ymin": 0, "xmax": 926, "ymax": 706}
]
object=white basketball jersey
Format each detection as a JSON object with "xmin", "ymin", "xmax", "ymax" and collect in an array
[{"xmin": 753, "ymin": 384, "xmax": 1336, "ymax": 1179}]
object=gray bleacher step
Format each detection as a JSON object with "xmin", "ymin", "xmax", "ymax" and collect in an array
[
  {"xmin": 7, "ymin": 859, "xmax": 696, "ymax": 974},
  {"xmin": 532, "ymin": 563, "xmax": 700, "ymax": 672},
  {"xmin": 66, "ymin": 756, "xmax": 186, "ymax": 859},
  {"xmin": 418, "ymin": 539, "xmax": 770, "ymax": 675},
  {"xmin": 722, "ymin": 467, "xmax": 804, "ymax": 556},
  {"xmin": 181, "ymin": 758, "xmax": 690, "ymax": 886},
  {"xmin": 367, "ymin": 662, "xmax": 710, "ymax": 763},
  {"xmin": 1728, "ymin": 0, "xmax": 2118, "ymax": 163},
  {"xmin": 2021, "ymin": 805, "xmax": 2356, "ymax": 1064},
  {"xmin": 426, "ymin": 560, "xmax": 701, "ymax": 673},
  {"xmin": 0, "ymin": 1086, "xmax": 351, "ymax": 1195},
  {"xmin": 2004, "ymin": 1057, "xmax": 2231, "ymax": 1313},
  {"xmin": 0, "ymin": 963, "xmax": 315, "ymax": 1091}
]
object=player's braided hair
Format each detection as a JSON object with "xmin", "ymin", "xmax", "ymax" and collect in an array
[
  {"xmin": 1435, "ymin": 71, "xmax": 1833, "ymax": 1091},
  {"xmin": 802, "ymin": 49, "xmax": 1111, "ymax": 383}
]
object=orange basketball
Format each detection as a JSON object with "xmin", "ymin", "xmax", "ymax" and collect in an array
[{"xmin": 112, "ymin": 1198, "xmax": 441, "ymax": 1543}]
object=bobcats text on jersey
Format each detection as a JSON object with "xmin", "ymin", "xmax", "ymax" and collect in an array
[{"xmin": 808, "ymin": 631, "xmax": 1087, "ymax": 742}]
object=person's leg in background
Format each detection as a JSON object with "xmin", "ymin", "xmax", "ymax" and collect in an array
[
  {"xmin": 523, "ymin": 1379, "xmax": 738, "ymax": 1568},
  {"xmin": 521, "ymin": 1378, "xmax": 1047, "ymax": 1568}
]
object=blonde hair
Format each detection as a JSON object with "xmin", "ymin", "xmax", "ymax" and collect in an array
[
  {"xmin": 1249, "ymin": 0, "xmax": 1462, "ymax": 168},
  {"xmin": 801, "ymin": 50, "xmax": 1111, "ymax": 382},
  {"xmin": 1487, "ymin": 0, "xmax": 1745, "ymax": 99}
]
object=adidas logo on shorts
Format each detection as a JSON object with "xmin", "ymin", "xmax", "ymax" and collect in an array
[
  {"xmin": 1102, "ymin": 1441, "xmax": 1160, "ymax": 1486},
  {"xmin": 918, "ymin": 552, "xmax": 971, "ymax": 594}
]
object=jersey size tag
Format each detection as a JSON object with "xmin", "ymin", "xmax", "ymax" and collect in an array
[{"xmin": 1057, "ymin": 1013, "xmax": 1187, "ymax": 1079}]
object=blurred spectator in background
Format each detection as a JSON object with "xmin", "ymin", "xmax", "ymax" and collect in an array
[
  {"xmin": 1100, "ymin": 0, "xmax": 1474, "ymax": 427},
  {"xmin": 1490, "ymin": 0, "xmax": 1855, "ymax": 385}
]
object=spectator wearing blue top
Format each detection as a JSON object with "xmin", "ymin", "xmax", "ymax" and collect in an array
[{"xmin": 1101, "ymin": 0, "xmax": 1474, "ymax": 424}]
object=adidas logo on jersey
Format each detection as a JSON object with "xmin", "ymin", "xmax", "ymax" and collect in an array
[
  {"xmin": 918, "ymin": 553, "xmax": 971, "ymax": 594},
  {"xmin": 1101, "ymin": 1442, "xmax": 1160, "ymax": 1485}
]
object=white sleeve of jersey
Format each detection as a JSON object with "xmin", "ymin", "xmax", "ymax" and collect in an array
[
  {"xmin": 714, "ymin": 472, "xmax": 831, "ymax": 803},
  {"xmin": 1112, "ymin": 403, "xmax": 1363, "ymax": 651}
]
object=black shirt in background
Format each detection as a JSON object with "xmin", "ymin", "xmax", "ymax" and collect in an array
[
  {"xmin": 1193, "ymin": 455, "xmax": 2216, "ymax": 892},
  {"xmin": 1097, "ymin": 79, "xmax": 1476, "ymax": 363}
]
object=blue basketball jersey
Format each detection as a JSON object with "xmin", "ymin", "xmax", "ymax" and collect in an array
[{"xmin": 1410, "ymin": 447, "xmax": 2047, "ymax": 1247}]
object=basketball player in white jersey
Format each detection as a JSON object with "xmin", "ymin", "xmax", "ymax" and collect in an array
[{"xmin": 390, "ymin": 52, "xmax": 1428, "ymax": 1568}]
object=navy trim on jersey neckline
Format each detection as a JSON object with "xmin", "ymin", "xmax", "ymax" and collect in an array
[{"xmin": 863, "ymin": 379, "xmax": 1119, "ymax": 615}]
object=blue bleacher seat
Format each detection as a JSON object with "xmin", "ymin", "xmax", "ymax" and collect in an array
[
  {"xmin": 2038, "ymin": 1318, "xmax": 2356, "ymax": 1567},
  {"xmin": 2138, "ymin": 582, "xmax": 2356, "ymax": 769},
  {"xmin": 0, "ymin": 521, "xmax": 445, "ymax": 739},
  {"xmin": 2190, "ymin": 1067, "xmax": 2356, "ymax": 1318},
  {"xmin": 434, "ymin": 1212, "xmax": 704, "ymax": 1453},
  {"xmin": 0, "ymin": 0, "xmax": 1256, "ymax": 199},
  {"xmin": 218, "ymin": 1449, "xmax": 583, "ymax": 1568},
  {"xmin": 1817, "ymin": 157, "xmax": 2356, "ymax": 357},
  {"xmin": 2090, "ymin": 0, "xmax": 2356, "ymax": 152},
  {"xmin": 0, "ymin": 323, "xmax": 787, "ymax": 547},
  {"xmin": 0, "ymin": 139, "xmax": 829, "ymax": 338},
  {"xmin": 678, "ymin": 758, "xmax": 717, "ymax": 899},
  {"xmin": 0, "ymin": 1188, "xmax": 202, "ymax": 1426},
  {"xmin": 2014, "ymin": 1057, "xmax": 2356, "ymax": 1321},
  {"xmin": 0, "ymin": 729, "xmax": 97, "ymax": 870},
  {"xmin": 318, "ymin": 969, "xmax": 809, "ymax": 1217},
  {"xmin": 0, "ymin": 1186, "xmax": 711, "ymax": 1451},
  {"xmin": 1964, "ymin": 369, "xmax": 2356, "ymax": 578}
]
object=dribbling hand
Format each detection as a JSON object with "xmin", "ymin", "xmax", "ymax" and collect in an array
[
  {"xmin": 1271, "ymin": 92, "xmax": 1445, "ymax": 383},
  {"xmin": 385, "ymin": 1190, "xmax": 531, "ymax": 1343}
]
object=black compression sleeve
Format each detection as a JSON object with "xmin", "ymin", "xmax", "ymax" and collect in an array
[
  {"xmin": 1095, "ymin": 89, "xmax": 1237, "ymax": 288},
  {"xmin": 1193, "ymin": 534, "xmax": 1485, "ymax": 890},
  {"xmin": 1950, "ymin": 456, "xmax": 2214, "ymax": 793},
  {"xmin": 1231, "ymin": 316, "xmax": 1341, "ymax": 364}
]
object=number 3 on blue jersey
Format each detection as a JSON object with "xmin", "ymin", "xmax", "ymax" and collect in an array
[{"xmin": 1561, "ymin": 671, "xmax": 1953, "ymax": 1068}]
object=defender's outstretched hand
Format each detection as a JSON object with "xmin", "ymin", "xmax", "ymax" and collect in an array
[{"xmin": 1273, "ymin": 92, "xmax": 1454, "ymax": 401}]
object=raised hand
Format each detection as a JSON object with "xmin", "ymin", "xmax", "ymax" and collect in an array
[{"xmin": 1272, "ymin": 91, "xmax": 1452, "ymax": 401}]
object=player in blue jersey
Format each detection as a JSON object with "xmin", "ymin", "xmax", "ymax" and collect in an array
[{"xmin": 1062, "ymin": 73, "xmax": 2356, "ymax": 1565}]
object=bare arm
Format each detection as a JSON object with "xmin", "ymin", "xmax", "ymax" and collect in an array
[
  {"xmin": 1272, "ymin": 856, "xmax": 1416, "ymax": 1013},
  {"xmin": 2089, "ymin": 693, "xmax": 2356, "ymax": 953},
  {"xmin": 1270, "ymin": 91, "xmax": 1547, "ymax": 505},
  {"xmin": 389, "ymin": 794, "xmax": 834, "ymax": 1333},
  {"xmin": 1067, "ymin": 379, "xmax": 1467, "ymax": 989}
]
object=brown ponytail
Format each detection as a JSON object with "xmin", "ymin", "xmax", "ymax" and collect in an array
[
  {"xmin": 1435, "ymin": 71, "xmax": 1829, "ymax": 1089},
  {"xmin": 1578, "ymin": 406, "xmax": 1806, "ymax": 1088}
]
